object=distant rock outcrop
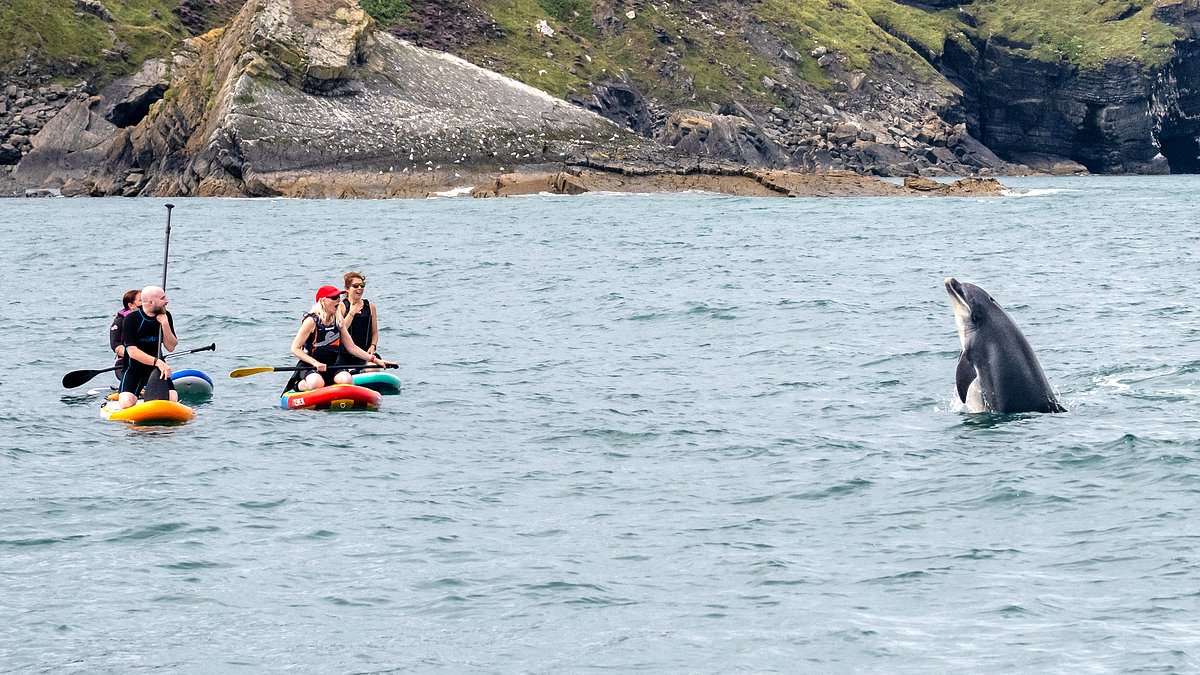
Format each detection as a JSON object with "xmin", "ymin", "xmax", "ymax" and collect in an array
[
  {"xmin": 36, "ymin": 0, "xmax": 654, "ymax": 197},
  {"xmin": 9, "ymin": 0, "xmax": 1023, "ymax": 198}
]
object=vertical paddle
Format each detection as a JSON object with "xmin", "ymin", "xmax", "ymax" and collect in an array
[{"xmin": 144, "ymin": 203, "xmax": 174, "ymax": 400}]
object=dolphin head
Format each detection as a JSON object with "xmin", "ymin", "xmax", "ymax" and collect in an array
[{"xmin": 944, "ymin": 277, "xmax": 1000, "ymax": 349}]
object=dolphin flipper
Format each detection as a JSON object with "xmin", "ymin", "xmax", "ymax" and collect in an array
[{"xmin": 955, "ymin": 352, "xmax": 976, "ymax": 404}]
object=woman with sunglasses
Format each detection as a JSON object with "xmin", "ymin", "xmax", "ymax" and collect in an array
[{"xmin": 336, "ymin": 271, "xmax": 381, "ymax": 372}]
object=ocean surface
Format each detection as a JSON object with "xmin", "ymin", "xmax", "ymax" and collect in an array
[{"xmin": 3, "ymin": 176, "xmax": 1199, "ymax": 673}]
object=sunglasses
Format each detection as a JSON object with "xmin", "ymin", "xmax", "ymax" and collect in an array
[{"xmin": 350, "ymin": 283, "xmax": 366, "ymax": 289}]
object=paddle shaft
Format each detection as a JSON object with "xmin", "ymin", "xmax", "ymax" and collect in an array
[
  {"xmin": 157, "ymin": 203, "xmax": 173, "ymax": 362},
  {"xmin": 61, "ymin": 343, "xmax": 215, "ymax": 388},
  {"xmin": 230, "ymin": 363, "xmax": 397, "ymax": 378}
]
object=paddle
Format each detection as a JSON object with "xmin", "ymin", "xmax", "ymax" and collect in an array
[
  {"xmin": 62, "ymin": 343, "xmax": 216, "ymax": 388},
  {"xmin": 230, "ymin": 362, "xmax": 398, "ymax": 378},
  {"xmin": 143, "ymin": 203, "xmax": 174, "ymax": 401}
]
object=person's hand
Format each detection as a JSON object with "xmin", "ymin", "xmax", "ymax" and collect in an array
[
  {"xmin": 155, "ymin": 359, "xmax": 172, "ymax": 379},
  {"xmin": 157, "ymin": 313, "xmax": 170, "ymax": 326},
  {"xmin": 314, "ymin": 361, "xmax": 327, "ymax": 372},
  {"xmin": 367, "ymin": 344, "xmax": 377, "ymax": 358}
]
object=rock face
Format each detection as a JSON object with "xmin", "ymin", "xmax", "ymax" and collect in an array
[
  {"xmin": 44, "ymin": 0, "xmax": 652, "ymax": 197},
  {"xmin": 658, "ymin": 110, "xmax": 789, "ymax": 168},
  {"xmin": 15, "ymin": 59, "xmax": 171, "ymax": 190},
  {"xmin": 35, "ymin": 0, "xmax": 1200, "ymax": 192},
  {"xmin": 955, "ymin": 41, "xmax": 1166, "ymax": 174}
]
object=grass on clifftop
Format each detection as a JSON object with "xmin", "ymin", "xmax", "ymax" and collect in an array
[
  {"xmin": 854, "ymin": 0, "xmax": 1179, "ymax": 70},
  {"xmin": 855, "ymin": 0, "xmax": 973, "ymax": 60},
  {"xmin": 969, "ymin": 0, "xmax": 1180, "ymax": 69},
  {"xmin": 0, "ymin": 0, "xmax": 182, "ymax": 84},
  {"xmin": 464, "ymin": 0, "xmax": 938, "ymax": 108}
]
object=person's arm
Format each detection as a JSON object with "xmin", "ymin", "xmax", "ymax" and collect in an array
[
  {"xmin": 338, "ymin": 322, "xmax": 386, "ymax": 365},
  {"xmin": 158, "ymin": 311, "xmax": 178, "ymax": 353},
  {"xmin": 368, "ymin": 306, "xmax": 379, "ymax": 357},
  {"xmin": 127, "ymin": 345, "xmax": 172, "ymax": 378},
  {"xmin": 110, "ymin": 314, "xmax": 124, "ymax": 357},
  {"xmin": 289, "ymin": 318, "xmax": 326, "ymax": 371}
]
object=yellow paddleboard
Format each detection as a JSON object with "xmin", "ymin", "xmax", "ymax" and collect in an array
[{"xmin": 101, "ymin": 399, "xmax": 195, "ymax": 424}]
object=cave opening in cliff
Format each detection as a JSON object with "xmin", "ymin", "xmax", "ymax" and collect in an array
[{"xmin": 1156, "ymin": 133, "xmax": 1200, "ymax": 173}]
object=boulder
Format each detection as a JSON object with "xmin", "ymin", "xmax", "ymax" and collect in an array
[
  {"xmin": 659, "ymin": 109, "xmax": 788, "ymax": 168},
  {"xmin": 12, "ymin": 97, "xmax": 118, "ymax": 185},
  {"xmin": 569, "ymin": 75, "xmax": 655, "ymax": 137},
  {"xmin": 1008, "ymin": 152, "xmax": 1090, "ymax": 175}
]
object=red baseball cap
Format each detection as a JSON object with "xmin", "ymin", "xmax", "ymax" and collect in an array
[{"xmin": 315, "ymin": 285, "xmax": 342, "ymax": 301}]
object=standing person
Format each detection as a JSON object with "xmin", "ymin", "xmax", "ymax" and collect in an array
[
  {"xmin": 288, "ymin": 285, "xmax": 389, "ymax": 392},
  {"xmin": 109, "ymin": 289, "xmax": 141, "ymax": 382},
  {"xmin": 335, "ymin": 271, "xmax": 381, "ymax": 372},
  {"xmin": 115, "ymin": 286, "xmax": 178, "ymax": 409}
]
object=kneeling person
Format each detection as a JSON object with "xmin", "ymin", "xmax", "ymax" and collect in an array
[
  {"xmin": 116, "ymin": 285, "xmax": 178, "ymax": 409},
  {"xmin": 288, "ymin": 285, "xmax": 390, "ymax": 392}
]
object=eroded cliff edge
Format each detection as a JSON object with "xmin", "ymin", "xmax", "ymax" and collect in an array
[
  {"xmin": 16, "ymin": 0, "xmax": 661, "ymax": 197},
  {"xmin": 9, "ymin": 0, "xmax": 1003, "ymax": 198}
]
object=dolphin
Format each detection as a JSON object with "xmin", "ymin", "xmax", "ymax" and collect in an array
[{"xmin": 944, "ymin": 277, "xmax": 1066, "ymax": 414}]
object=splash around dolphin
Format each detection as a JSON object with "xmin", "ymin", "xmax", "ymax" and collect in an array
[{"xmin": 944, "ymin": 277, "xmax": 1066, "ymax": 414}]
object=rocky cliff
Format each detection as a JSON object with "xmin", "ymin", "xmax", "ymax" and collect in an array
[
  {"xmin": 16, "ymin": 0, "xmax": 660, "ymax": 197},
  {"xmin": 6, "ymin": 0, "xmax": 1200, "ymax": 196}
]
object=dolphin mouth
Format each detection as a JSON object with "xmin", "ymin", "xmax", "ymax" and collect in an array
[
  {"xmin": 944, "ymin": 277, "xmax": 967, "ymax": 307},
  {"xmin": 944, "ymin": 276, "xmax": 972, "ymax": 329}
]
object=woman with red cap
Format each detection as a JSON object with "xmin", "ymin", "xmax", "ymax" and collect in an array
[{"xmin": 287, "ymin": 285, "xmax": 390, "ymax": 391}]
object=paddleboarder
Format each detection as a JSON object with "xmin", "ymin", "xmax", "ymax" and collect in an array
[
  {"xmin": 336, "ymin": 271, "xmax": 382, "ymax": 373},
  {"xmin": 114, "ymin": 285, "xmax": 178, "ymax": 409},
  {"xmin": 287, "ymin": 285, "xmax": 389, "ymax": 392},
  {"xmin": 109, "ymin": 288, "xmax": 141, "ymax": 382}
]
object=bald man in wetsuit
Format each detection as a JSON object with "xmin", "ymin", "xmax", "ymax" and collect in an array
[{"xmin": 115, "ymin": 285, "xmax": 178, "ymax": 409}]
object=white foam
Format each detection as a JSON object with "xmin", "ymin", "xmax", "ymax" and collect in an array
[
  {"xmin": 1001, "ymin": 188, "xmax": 1072, "ymax": 198},
  {"xmin": 430, "ymin": 186, "xmax": 475, "ymax": 198}
]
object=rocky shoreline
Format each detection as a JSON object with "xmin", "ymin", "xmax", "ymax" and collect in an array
[{"xmin": 0, "ymin": 0, "xmax": 1009, "ymax": 200}]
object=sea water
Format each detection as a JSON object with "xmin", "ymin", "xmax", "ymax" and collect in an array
[{"xmin": 2, "ymin": 176, "xmax": 1198, "ymax": 672}]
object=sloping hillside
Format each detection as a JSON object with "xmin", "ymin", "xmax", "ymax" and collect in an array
[{"xmin": 4, "ymin": 0, "xmax": 1200, "ymax": 178}]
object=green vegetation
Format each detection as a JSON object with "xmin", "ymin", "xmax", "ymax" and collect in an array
[
  {"xmin": 464, "ymin": 0, "xmax": 787, "ymax": 107},
  {"xmin": 0, "ymin": 0, "xmax": 183, "ymax": 85},
  {"xmin": 359, "ymin": 0, "xmax": 410, "ymax": 28},
  {"xmin": 0, "ymin": 0, "xmax": 1186, "ymax": 104},
  {"xmin": 852, "ymin": 0, "xmax": 1179, "ymax": 70},
  {"xmin": 754, "ymin": 0, "xmax": 935, "ymax": 76},
  {"xmin": 855, "ymin": 0, "xmax": 972, "ymax": 60},
  {"xmin": 968, "ymin": 0, "xmax": 1180, "ymax": 69}
]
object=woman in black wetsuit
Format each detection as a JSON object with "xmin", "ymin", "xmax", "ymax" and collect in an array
[
  {"xmin": 109, "ymin": 288, "xmax": 141, "ymax": 382},
  {"xmin": 288, "ymin": 285, "xmax": 388, "ymax": 392},
  {"xmin": 336, "ymin": 270, "xmax": 381, "ymax": 372}
]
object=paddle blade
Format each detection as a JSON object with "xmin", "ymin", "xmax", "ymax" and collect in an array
[
  {"xmin": 229, "ymin": 367, "xmax": 275, "ymax": 378},
  {"xmin": 62, "ymin": 368, "xmax": 102, "ymax": 388}
]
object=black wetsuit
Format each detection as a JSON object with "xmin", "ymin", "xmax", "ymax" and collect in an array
[
  {"xmin": 336, "ymin": 298, "xmax": 374, "ymax": 369},
  {"xmin": 284, "ymin": 312, "xmax": 342, "ymax": 392},
  {"xmin": 119, "ymin": 308, "xmax": 176, "ymax": 398},
  {"xmin": 109, "ymin": 307, "xmax": 135, "ymax": 381}
]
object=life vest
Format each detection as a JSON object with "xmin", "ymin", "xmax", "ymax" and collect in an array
[{"xmin": 303, "ymin": 312, "xmax": 341, "ymax": 353}]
